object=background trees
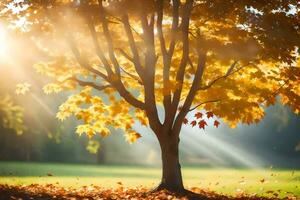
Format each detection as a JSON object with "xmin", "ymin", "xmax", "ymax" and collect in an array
[{"xmin": 0, "ymin": 95, "xmax": 25, "ymax": 135}]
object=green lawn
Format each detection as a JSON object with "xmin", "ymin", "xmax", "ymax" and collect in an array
[{"xmin": 0, "ymin": 162, "xmax": 299, "ymax": 198}]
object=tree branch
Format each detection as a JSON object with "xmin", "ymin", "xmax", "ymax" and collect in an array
[
  {"xmin": 262, "ymin": 79, "xmax": 289, "ymax": 104},
  {"xmin": 138, "ymin": 4, "xmax": 162, "ymax": 132},
  {"xmin": 55, "ymin": 4, "xmax": 145, "ymax": 111},
  {"xmin": 168, "ymin": 0, "xmax": 180, "ymax": 57},
  {"xmin": 66, "ymin": 33, "xmax": 109, "ymax": 82},
  {"xmin": 173, "ymin": 50, "xmax": 207, "ymax": 135},
  {"xmin": 119, "ymin": 66, "xmax": 143, "ymax": 85},
  {"xmin": 97, "ymin": 0, "xmax": 120, "ymax": 76},
  {"xmin": 72, "ymin": 77, "xmax": 112, "ymax": 91},
  {"xmin": 198, "ymin": 60, "xmax": 239, "ymax": 90},
  {"xmin": 109, "ymin": 14, "xmax": 143, "ymax": 40},
  {"xmin": 156, "ymin": 0, "xmax": 168, "ymax": 59},
  {"xmin": 67, "ymin": 26, "xmax": 144, "ymax": 110},
  {"xmin": 121, "ymin": 14, "xmax": 145, "ymax": 81},
  {"xmin": 116, "ymin": 48, "xmax": 135, "ymax": 63},
  {"xmin": 86, "ymin": 15, "xmax": 114, "ymax": 75},
  {"xmin": 189, "ymin": 99, "xmax": 221, "ymax": 112},
  {"xmin": 188, "ymin": 57, "xmax": 195, "ymax": 72},
  {"xmin": 114, "ymin": 81, "xmax": 145, "ymax": 110},
  {"xmin": 170, "ymin": 0, "xmax": 194, "ymax": 126},
  {"xmin": 156, "ymin": 0, "xmax": 173, "ymax": 127}
]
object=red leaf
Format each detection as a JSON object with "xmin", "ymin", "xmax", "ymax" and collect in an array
[
  {"xmin": 214, "ymin": 120, "xmax": 220, "ymax": 128},
  {"xmin": 183, "ymin": 118, "xmax": 188, "ymax": 124},
  {"xmin": 206, "ymin": 111, "xmax": 214, "ymax": 119},
  {"xmin": 194, "ymin": 112, "xmax": 203, "ymax": 119},
  {"xmin": 198, "ymin": 120, "xmax": 207, "ymax": 129},
  {"xmin": 190, "ymin": 120, "xmax": 197, "ymax": 127}
]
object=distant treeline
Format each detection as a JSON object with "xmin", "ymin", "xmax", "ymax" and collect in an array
[{"xmin": 0, "ymin": 126, "xmax": 103, "ymax": 163}]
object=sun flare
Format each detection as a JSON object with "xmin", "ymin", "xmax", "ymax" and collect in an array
[{"xmin": 0, "ymin": 25, "xmax": 8, "ymax": 60}]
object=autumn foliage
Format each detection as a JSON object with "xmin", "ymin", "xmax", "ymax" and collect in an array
[
  {"xmin": 2, "ymin": 0, "xmax": 298, "ymax": 137},
  {"xmin": 0, "ymin": 184, "xmax": 296, "ymax": 200},
  {"xmin": 1, "ymin": 0, "xmax": 299, "ymax": 193}
]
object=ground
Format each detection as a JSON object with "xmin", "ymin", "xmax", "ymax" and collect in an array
[{"xmin": 0, "ymin": 162, "xmax": 299, "ymax": 199}]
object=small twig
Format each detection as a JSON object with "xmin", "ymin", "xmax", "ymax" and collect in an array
[
  {"xmin": 107, "ymin": 14, "xmax": 143, "ymax": 39},
  {"xmin": 189, "ymin": 99, "xmax": 221, "ymax": 112},
  {"xmin": 198, "ymin": 60, "xmax": 241, "ymax": 90},
  {"xmin": 188, "ymin": 57, "xmax": 195, "ymax": 72},
  {"xmin": 116, "ymin": 48, "xmax": 135, "ymax": 63},
  {"xmin": 262, "ymin": 79, "xmax": 289, "ymax": 104},
  {"xmin": 71, "ymin": 77, "xmax": 111, "ymax": 91},
  {"xmin": 119, "ymin": 67, "xmax": 143, "ymax": 85}
]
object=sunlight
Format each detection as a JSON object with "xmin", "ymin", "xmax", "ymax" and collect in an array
[
  {"xmin": 181, "ymin": 126, "xmax": 265, "ymax": 168},
  {"xmin": 0, "ymin": 22, "xmax": 32, "ymax": 75},
  {"xmin": 0, "ymin": 25, "xmax": 8, "ymax": 61},
  {"xmin": 30, "ymin": 93, "xmax": 55, "ymax": 116},
  {"xmin": 0, "ymin": 0, "xmax": 299, "ymax": 198}
]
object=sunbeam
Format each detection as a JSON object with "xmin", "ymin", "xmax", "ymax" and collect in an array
[{"xmin": 181, "ymin": 126, "xmax": 265, "ymax": 168}]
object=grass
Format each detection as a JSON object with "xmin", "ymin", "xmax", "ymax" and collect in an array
[{"xmin": 0, "ymin": 162, "xmax": 299, "ymax": 198}]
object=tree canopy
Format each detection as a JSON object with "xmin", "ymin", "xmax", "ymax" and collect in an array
[{"xmin": 1, "ymin": 0, "xmax": 299, "ymax": 140}]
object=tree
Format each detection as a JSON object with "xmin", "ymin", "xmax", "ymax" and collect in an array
[
  {"xmin": 0, "ymin": 95, "xmax": 25, "ymax": 135},
  {"xmin": 1, "ymin": 0, "xmax": 299, "ymax": 194}
]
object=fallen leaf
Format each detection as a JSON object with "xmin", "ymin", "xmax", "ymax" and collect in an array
[
  {"xmin": 47, "ymin": 173, "xmax": 53, "ymax": 176},
  {"xmin": 259, "ymin": 178, "xmax": 265, "ymax": 183}
]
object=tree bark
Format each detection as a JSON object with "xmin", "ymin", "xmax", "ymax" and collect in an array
[{"xmin": 155, "ymin": 133, "xmax": 185, "ymax": 193}]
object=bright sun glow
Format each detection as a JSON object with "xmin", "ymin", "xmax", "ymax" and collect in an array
[{"xmin": 0, "ymin": 25, "xmax": 8, "ymax": 59}]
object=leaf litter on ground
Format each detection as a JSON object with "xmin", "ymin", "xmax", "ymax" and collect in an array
[{"xmin": 0, "ymin": 184, "xmax": 298, "ymax": 200}]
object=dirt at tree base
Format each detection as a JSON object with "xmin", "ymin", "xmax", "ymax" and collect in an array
[{"xmin": 0, "ymin": 184, "xmax": 297, "ymax": 200}]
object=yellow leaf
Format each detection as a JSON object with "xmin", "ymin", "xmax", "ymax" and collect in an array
[
  {"xmin": 125, "ymin": 131, "xmax": 142, "ymax": 143},
  {"xmin": 43, "ymin": 83, "xmax": 62, "ymax": 94},
  {"xmin": 16, "ymin": 83, "xmax": 31, "ymax": 95}
]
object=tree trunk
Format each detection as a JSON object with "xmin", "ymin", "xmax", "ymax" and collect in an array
[
  {"xmin": 155, "ymin": 134, "xmax": 185, "ymax": 193},
  {"xmin": 97, "ymin": 139, "xmax": 105, "ymax": 164}
]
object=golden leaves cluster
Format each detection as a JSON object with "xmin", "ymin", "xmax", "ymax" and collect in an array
[
  {"xmin": 55, "ymin": 86, "xmax": 144, "ymax": 143},
  {"xmin": 4, "ymin": 0, "xmax": 299, "ymax": 132}
]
